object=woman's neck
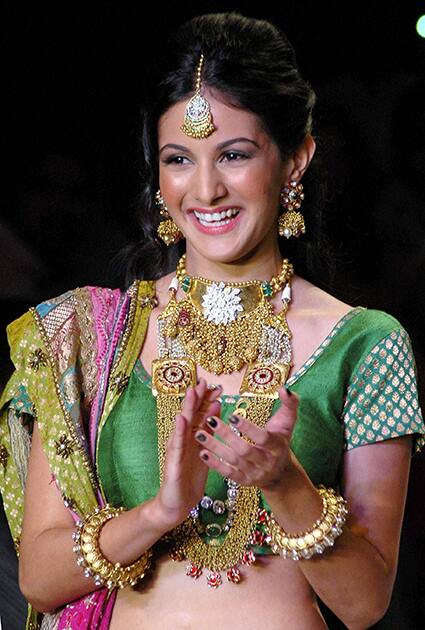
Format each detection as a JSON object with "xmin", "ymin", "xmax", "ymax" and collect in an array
[{"xmin": 184, "ymin": 244, "xmax": 284, "ymax": 283}]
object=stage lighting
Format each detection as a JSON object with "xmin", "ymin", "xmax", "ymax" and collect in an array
[{"xmin": 416, "ymin": 15, "xmax": 425, "ymax": 38}]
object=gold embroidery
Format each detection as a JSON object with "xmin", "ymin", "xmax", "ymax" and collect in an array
[
  {"xmin": 74, "ymin": 287, "xmax": 98, "ymax": 403},
  {"xmin": 110, "ymin": 372, "xmax": 130, "ymax": 394},
  {"xmin": 29, "ymin": 307, "xmax": 99, "ymax": 489},
  {"xmin": 0, "ymin": 443, "xmax": 9, "ymax": 468},
  {"xmin": 28, "ymin": 348, "xmax": 48, "ymax": 371},
  {"xmin": 140, "ymin": 295, "xmax": 159, "ymax": 308},
  {"xmin": 343, "ymin": 329, "xmax": 424, "ymax": 452},
  {"xmin": 110, "ymin": 280, "xmax": 140, "ymax": 374},
  {"xmin": 55, "ymin": 434, "xmax": 75, "ymax": 459},
  {"xmin": 42, "ymin": 295, "xmax": 75, "ymax": 340},
  {"xmin": 62, "ymin": 494, "xmax": 77, "ymax": 511}
]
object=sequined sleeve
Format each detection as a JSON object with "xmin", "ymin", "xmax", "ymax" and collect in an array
[{"xmin": 342, "ymin": 328, "xmax": 425, "ymax": 453}]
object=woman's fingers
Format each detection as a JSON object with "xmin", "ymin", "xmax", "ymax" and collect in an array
[
  {"xmin": 266, "ymin": 387, "xmax": 299, "ymax": 437},
  {"xmin": 193, "ymin": 386, "xmax": 299, "ymax": 461},
  {"xmin": 181, "ymin": 379, "xmax": 222, "ymax": 429},
  {"xmin": 195, "ymin": 425, "xmax": 260, "ymax": 467}
]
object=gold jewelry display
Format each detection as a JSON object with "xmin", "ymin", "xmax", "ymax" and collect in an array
[
  {"xmin": 278, "ymin": 180, "xmax": 306, "ymax": 239},
  {"xmin": 263, "ymin": 485, "xmax": 348, "ymax": 560},
  {"xmin": 72, "ymin": 504, "xmax": 153, "ymax": 590},
  {"xmin": 157, "ymin": 254, "xmax": 293, "ymax": 375},
  {"xmin": 155, "ymin": 189, "xmax": 183, "ymax": 246},
  {"xmin": 180, "ymin": 53, "xmax": 216, "ymax": 139},
  {"xmin": 152, "ymin": 257, "xmax": 294, "ymax": 587}
]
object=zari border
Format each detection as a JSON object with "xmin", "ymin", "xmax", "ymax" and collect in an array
[
  {"xmin": 29, "ymin": 306, "xmax": 99, "ymax": 506},
  {"xmin": 74, "ymin": 287, "xmax": 98, "ymax": 404}
]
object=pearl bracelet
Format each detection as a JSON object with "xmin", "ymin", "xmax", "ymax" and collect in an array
[
  {"xmin": 72, "ymin": 504, "xmax": 153, "ymax": 589},
  {"xmin": 263, "ymin": 485, "xmax": 348, "ymax": 560}
]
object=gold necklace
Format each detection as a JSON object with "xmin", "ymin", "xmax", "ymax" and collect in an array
[
  {"xmin": 152, "ymin": 257, "xmax": 294, "ymax": 587},
  {"xmin": 159, "ymin": 254, "xmax": 293, "ymax": 374}
]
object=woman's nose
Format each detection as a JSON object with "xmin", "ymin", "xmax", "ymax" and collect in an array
[{"xmin": 192, "ymin": 161, "xmax": 227, "ymax": 205}]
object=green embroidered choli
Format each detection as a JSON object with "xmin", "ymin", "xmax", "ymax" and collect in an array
[{"xmin": 97, "ymin": 306, "xmax": 425, "ymax": 554}]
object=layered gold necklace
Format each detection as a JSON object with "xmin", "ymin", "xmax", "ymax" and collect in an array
[
  {"xmin": 159, "ymin": 253, "xmax": 293, "ymax": 374},
  {"xmin": 152, "ymin": 254, "xmax": 294, "ymax": 587}
]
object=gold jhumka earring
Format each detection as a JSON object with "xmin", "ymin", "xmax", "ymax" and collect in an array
[
  {"xmin": 155, "ymin": 190, "xmax": 183, "ymax": 246},
  {"xmin": 278, "ymin": 181, "xmax": 306, "ymax": 239}
]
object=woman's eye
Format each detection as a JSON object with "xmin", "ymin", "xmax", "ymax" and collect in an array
[
  {"xmin": 163, "ymin": 152, "xmax": 248, "ymax": 165},
  {"xmin": 221, "ymin": 151, "xmax": 248, "ymax": 162},
  {"xmin": 164, "ymin": 155, "xmax": 189, "ymax": 165}
]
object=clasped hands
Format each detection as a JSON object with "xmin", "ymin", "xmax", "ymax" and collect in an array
[
  {"xmin": 158, "ymin": 377, "xmax": 300, "ymax": 529},
  {"xmin": 185, "ymin": 377, "xmax": 299, "ymax": 491}
]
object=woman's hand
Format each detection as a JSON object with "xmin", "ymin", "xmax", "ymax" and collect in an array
[
  {"xmin": 156, "ymin": 378, "xmax": 222, "ymax": 530},
  {"xmin": 194, "ymin": 386, "xmax": 299, "ymax": 491}
]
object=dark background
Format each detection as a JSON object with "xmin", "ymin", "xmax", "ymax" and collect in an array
[{"xmin": 1, "ymin": 2, "xmax": 424, "ymax": 628}]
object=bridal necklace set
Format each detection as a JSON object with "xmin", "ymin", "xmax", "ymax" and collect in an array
[{"xmin": 152, "ymin": 254, "xmax": 294, "ymax": 588}]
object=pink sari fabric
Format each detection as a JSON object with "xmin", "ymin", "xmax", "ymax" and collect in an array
[
  {"xmin": 57, "ymin": 589, "xmax": 117, "ymax": 630},
  {"xmin": 57, "ymin": 285, "xmax": 131, "ymax": 629}
]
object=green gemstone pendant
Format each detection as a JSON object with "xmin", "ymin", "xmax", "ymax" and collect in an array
[
  {"xmin": 182, "ymin": 276, "xmax": 192, "ymax": 293},
  {"xmin": 261, "ymin": 282, "xmax": 273, "ymax": 297}
]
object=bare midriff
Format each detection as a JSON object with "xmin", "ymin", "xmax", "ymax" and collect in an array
[{"xmin": 109, "ymin": 552, "xmax": 328, "ymax": 630}]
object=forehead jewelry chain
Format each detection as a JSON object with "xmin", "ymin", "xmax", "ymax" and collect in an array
[{"xmin": 181, "ymin": 53, "xmax": 216, "ymax": 139}]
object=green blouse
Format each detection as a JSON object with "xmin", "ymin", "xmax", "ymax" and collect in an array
[{"xmin": 97, "ymin": 307, "xmax": 425, "ymax": 553}]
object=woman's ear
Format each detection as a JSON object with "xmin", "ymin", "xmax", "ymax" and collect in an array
[{"xmin": 289, "ymin": 134, "xmax": 316, "ymax": 181}]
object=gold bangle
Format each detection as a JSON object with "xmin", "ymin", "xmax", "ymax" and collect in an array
[
  {"xmin": 263, "ymin": 485, "xmax": 348, "ymax": 560},
  {"xmin": 72, "ymin": 504, "xmax": 153, "ymax": 589}
]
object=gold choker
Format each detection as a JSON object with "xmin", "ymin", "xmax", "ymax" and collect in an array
[{"xmin": 159, "ymin": 255, "xmax": 293, "ymax": 375}]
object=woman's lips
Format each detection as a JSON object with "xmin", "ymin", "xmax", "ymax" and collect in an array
[{"xmin": 188, "ymin": 210, "xmax": 242, "ymax": 235}]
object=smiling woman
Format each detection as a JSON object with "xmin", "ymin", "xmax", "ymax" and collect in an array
[
  {"xmin": 156, "ymin": 93, "xmax": 315, "ymax": 265},
  {"xmin": 0, "ymin": 10, "xmax": 424, "ymax": 630}
]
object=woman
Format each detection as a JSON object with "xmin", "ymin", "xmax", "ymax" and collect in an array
[{"xmin": 1, "ymin": 11, "xmax": 424, "ymax": 630}]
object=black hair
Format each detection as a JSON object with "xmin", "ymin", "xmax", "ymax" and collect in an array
[{"xmin": 122, "ymin": 11, "xmax": 333, "ymax": 288}]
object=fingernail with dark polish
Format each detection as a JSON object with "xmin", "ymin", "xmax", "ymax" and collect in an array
[
  {"xmin": 206, "ymin": 416, "xmax": 218, "ymax": 428},
  {"xmin": 195, "ymin": 432, "xmax": 207, "ymax": 442},
  {"xmin": 201, "ymin": 453, "xmax": 209, "ymax": 460},
  {"xmin": 208, "ymin": 384, "xmax": 222, "ymax": 391},
  {"xmin": 285, "ymin": 386, "xmax": 292, "ymax": 396},
  {"xmin": 229, "ymin": 415, "xmax": 239, "ymax": 425}
]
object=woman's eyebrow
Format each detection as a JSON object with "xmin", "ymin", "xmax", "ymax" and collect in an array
[{"xmin": 159, "ymin": 137, "xmax": 260, "ymax": 155}]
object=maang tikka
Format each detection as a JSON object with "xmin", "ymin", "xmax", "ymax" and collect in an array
[
  {"xmin": 180, "ymin": 53, "xmax": 216, "ymax": 139},
  {"xmin": 278, "ymin": 180, "xmax": 306, "ymax": 239},
  {"xmin": 155, "ymin": 53, "xmax": 216, "ymax": 245}
]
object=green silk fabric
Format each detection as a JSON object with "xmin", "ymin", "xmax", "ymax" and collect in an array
[{"xmin": 97, "ymin": 307, "xmax": 425, "ymax": 553}]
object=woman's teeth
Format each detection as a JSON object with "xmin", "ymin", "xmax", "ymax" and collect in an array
[{"xmin": 194, "ymin": 208, "xmax": 240, "ymax": 226}]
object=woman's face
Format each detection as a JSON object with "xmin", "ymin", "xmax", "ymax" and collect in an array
[{"xmin": 157, "ymin": 87, "xmax": 295, "ymax": 265}]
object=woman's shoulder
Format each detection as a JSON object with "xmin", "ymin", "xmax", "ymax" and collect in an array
[
  {"xmin": 11, "ymin": 279, "xmax": 159, "ymax": 323},
  {"xmin": 6, "ymin": 281, "xmax": 151, "ymax": 353},
  {"xmin": 292, "ymin": 275, "xmax": 407, "ymax": 340}
]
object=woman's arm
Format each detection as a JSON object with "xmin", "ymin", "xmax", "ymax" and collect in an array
[
  {"xmin": 19, "ymin": 379, "xmax": 220, "ymax": 614},
  {"xmin": 197, "ymin": 388, "xmax": 413, "ymax": 630},
  {"xmin": 18, "ymin": 421, "xmax": 169, "ymax": 613},
  {"xmin": 261, "ymin": 434, "xmax": 412, "ymax": 630}
]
